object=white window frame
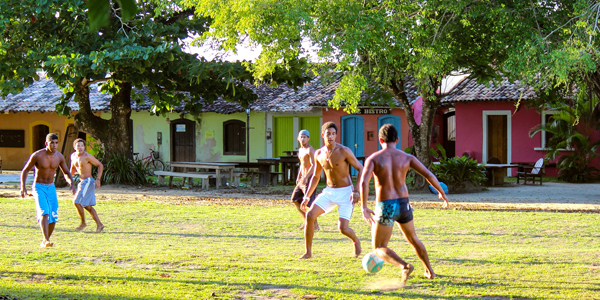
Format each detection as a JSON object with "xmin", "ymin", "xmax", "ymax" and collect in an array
[
  {"xmin": 482, "ymin": 110, "xmax": 512, "ymax": 176},
  {"xmin": 534, "ymin": 110, "xmax": 557, "ymax": 151}
]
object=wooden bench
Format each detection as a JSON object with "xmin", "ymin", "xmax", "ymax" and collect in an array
[
  {"xmin": 243, "ymin": 171, "xmax": 282, "ymax": 187},
  {"xmin": 154, "ymin": 171, "xmax": 245, "ymax": 188},
  {"xmin": 187, "ymin": 172, "xmax": 245, "ymax": 187},
  {"xmin": 155, "ymin": 171, "xmax": 212, "ymax": 189}
]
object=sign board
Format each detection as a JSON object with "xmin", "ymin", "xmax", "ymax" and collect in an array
[
  {"xmin": 0, "ymin": 130, "xmax": 25, "ymax": 148},
  {"xmin": 354, "ymin": 108, "xmax": 392, "ymax": 115},
  {"xmin": 176, "ymin": 124, "xmax": 186, "ymax": 132}
]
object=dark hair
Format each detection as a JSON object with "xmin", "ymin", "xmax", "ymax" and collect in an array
[
  {"xmin": 321, "ymin": 122, "xmax": 338, "ymax": 134},
  {"xmin": 46, "ymin": 133, "xmax": 59, "ymax": 142},
  {"xmin": 379, "ymin": 124, "xmax": 398, "ymax": 143},
  {"xmin": 73, "ymin": 138, "xmax": 86, "ymax": 147}
]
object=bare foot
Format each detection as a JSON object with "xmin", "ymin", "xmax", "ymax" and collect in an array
[
  {"xmin": 75, "ymin": 224, "xmax": 86, "ymax": 231},
  {"xmin": 96, "ymin": 224, "xmax": 105, "ymax": 233},
  {"xmin": 400, "ymin": 264, "xmax": 414, "ymax": 287},
  {"xmin": 298, "ymin": 253, "xmax": 312, "ymax": 259},
  {"xmin": 40, "ymin": 240, "xmax": 53, "ymax": 248},
  {"xmin": 353, "ymin": 240, "xmax": 362, "ymax": 258},
  {"xmin": 298, "ymin": 223, "xmax": 305, "ymax": 230},
  {"xmin": 424, "ymin": 269, "xmax": 436, "ymax": 279},
  {"xmin": 314, "ymin": 223, "xmax": 320, "ymax": 231}
]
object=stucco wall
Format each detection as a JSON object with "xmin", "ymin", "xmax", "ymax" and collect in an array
[
  {"xmin": 455, "ymin": 101, "xmax": 561, "ymax": 176},
  {"xmin": 0, "ymin": 112, "xmax": 77, "ymax": 170},
  {"xmin": 129, "ymin": 111, "xmax": 266, "ymax": 166},
  {"xmin": 321, "ymin": 108, "xmax": 409, "ymax": 156}
]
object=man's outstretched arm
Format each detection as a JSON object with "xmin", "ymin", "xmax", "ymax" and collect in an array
[{"xmin": 410, "ymin": 156, "xmax": 449, "ymax": 208}]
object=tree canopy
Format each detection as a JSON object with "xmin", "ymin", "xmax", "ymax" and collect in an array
[
  {"xmin": 0, "ymin": 0, "xmax": 309, "ymax": 159},
  {"xmin": 182, "ymin": 0, "xmax": 534, "ymax": 187}
]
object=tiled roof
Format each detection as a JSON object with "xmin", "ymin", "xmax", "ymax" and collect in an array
[
  {"xmin": 441, "ymin": 78, "xmax": 537, "ymax": 103},
  {"xmin": 0, "ymin": 79, "xmax": 113, "ymax": 113},
  {"xmin": 0, "ymin": 74, "xmax": 421, "ymax": 114}
]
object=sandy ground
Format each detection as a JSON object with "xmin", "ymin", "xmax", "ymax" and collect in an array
[{"xmin": 1, "ymin": 170, "xmax": 599, "ymax": 211}]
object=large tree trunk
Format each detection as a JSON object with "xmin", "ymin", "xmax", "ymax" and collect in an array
[
  {"xmin": 386, "ymin": 77, "xmax": 441, "ymax": 190},
  {"xmin": 73, "ymin": 79, "xmax": 133, "ymax": 160}
]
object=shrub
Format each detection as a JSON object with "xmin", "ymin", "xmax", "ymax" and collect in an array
[
  {"xmin": 101, "ymin": 153, "xmax": 149, "ymax": 185},
  {"xmin": 431, "ymin": 145, "xmax": 487, "ymax": 186}
]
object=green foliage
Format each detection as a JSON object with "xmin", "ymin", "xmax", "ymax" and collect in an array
[
  {"xmin": 101, "ymin": 153, "xmax": 149, "ymax": 185},
  {"xmin": 433, "ymin": 154, "xmax": 487, "ymax": 186},
  {"xmin": 529, "ymin": 94, "xmax": 600, "ymax": 183},
  {"xmin": 87, "ymin": 0, "xmax": 138, "ymax": 31}
]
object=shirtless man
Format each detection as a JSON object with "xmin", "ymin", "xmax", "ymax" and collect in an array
[
  {"xmin": 290, "ymin": 130, "xmax": 319, "ymax": 230},
  {"xmin": 299, "ymin": 122, "xmax": 363, "ymax": 259},
  {"xmin": 359, "ymin": 124, "xmax": 449, "ymax": 286},
  {"xmin": 70, "ymin": 138, "xmax": 105, "ymax": 233},
  {"xmin": 21, "ymin": 133, "xmax": 76, "ymax": 247}
]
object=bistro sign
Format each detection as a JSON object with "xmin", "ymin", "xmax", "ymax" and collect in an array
[
  {"xmin": 0, "ymin": 130, "xmax": 25, "ymax": 148},
  {"xmin": 354, "ymin": 108, "xmax": 392, "ymax": 115}
]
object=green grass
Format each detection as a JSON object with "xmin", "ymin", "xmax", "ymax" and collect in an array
[{"xmin": 0, "ymin": 197, "xmax": 599, "ymax": 299}]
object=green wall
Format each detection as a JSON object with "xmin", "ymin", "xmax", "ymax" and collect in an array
[{"xmin": 127, "ymin": 111, "xmax": 266, "ymax": 166}]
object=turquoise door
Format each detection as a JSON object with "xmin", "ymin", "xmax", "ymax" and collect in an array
[
  {"xmin": 377, "ymin": 115, "xmax": 402, "ymax": 150},
  {"xmin": 341, "ymin": 115, "xmax": 365, "ymax": 176}
]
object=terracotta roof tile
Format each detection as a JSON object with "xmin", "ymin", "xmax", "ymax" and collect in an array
[{"xmin": 441, "ymin": 78, "xmax": 537, "ymax": 103}]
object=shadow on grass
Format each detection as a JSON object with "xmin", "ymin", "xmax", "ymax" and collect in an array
[{"xmin": 0, "ymin": 270, "xmax": 524, "ymax": 300}]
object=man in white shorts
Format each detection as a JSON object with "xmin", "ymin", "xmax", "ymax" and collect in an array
[
  {"xmin": 70, "ymin": 138, "xmax": 104, "ymax": 233},
  {"xmin": 299, "ymin": 122, "xmax": 364, "ymax": 259}
]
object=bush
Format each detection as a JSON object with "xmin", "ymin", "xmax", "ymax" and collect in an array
[
  {"xmin": 430, "ymin": 145, "xmax": 487, "ymax": 186},
  {"xmin": 101, "ymin": 153, "xmax": 149, "ymax": 185}
]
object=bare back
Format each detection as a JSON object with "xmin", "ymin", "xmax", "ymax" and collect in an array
[{"xmin": 367, "ymin": 147, "xmax": 413, "ymax": 201}]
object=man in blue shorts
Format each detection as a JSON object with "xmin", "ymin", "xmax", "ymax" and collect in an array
[
  {"xmin": 21, "ymin": 133, "xmax": 76, "ymax": 247},
  {"xmin": 359, "ymin": 124, "xmax": 449, "ymax": 287},
  {"xmin": 291, "ymin": 130, "xmax": 319, "ymax": 230}
]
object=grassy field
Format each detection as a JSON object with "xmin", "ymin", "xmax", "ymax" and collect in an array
[{"xmin": 0, "ymin": 196, "xmax": 599, "ymax": 300}]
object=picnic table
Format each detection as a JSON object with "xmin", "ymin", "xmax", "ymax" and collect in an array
[
  {"xmin": 483, "ymin": 163, "xmax": 519, "ymax": 186},
  {"xmin": 168, "ymin": 162, "xmax": 239, "ymax": 188},
  {"xmin": 279, "ymin": 155, "xmax": 300, "ymax": 185},
  {"xmin": 237, "ymin": 158, "xmax": 281, "ymax": 186}
]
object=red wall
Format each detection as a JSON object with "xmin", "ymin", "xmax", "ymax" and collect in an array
[
  {"xmin": 321, "ymin": 108, "xmax": 410, "ymax": 157},
  {"xmin": 455, "ymin": 101, "xmax": 560, "ymax": 176}
]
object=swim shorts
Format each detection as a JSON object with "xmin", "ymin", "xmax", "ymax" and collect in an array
[
  {"xmin": 313, "ymin": 185, "xmax": 354, "ymax": 221},
  {"xmin": 73, "ymin": 177, "xmax": 96, "ymax": 207},
  {"xmin": 374, "ymin": 197, "xmax": 413, "ymax": 226},
  {"xmin": 291, "ymin": 174, "xmax": 316, "ymax": 206},
  {"xmin": 33, "ymin": 182, "xmax": 59, "ymax": 223}
]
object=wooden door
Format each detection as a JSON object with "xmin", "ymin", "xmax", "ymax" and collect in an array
[
  {"xmin": 487, "ymin": 115, "xmax": 507, "ymax": 163},
  {"xmin": 32, "ymin": 124, "xmax": 49, "ymax": 151},
  {"xmin": 170, "ymin": 119, "xmax": 196, "ymax": 165},
  {"xmin": 55, "ymin": 125, "xmax": 79, "ymax": 187},
  {"xmin": 341, "ymin": 115, "xmax": 365, "ymax": 176},
  {"xmin": 377, "ymin": 115, "xmax": 402, "ymax": 150},
  {"xmin": 273, "ymin": 116, "xmax": 294, "ymax": 158},
  {"xmin": 299, "ymin": 116, "xmax": 321, "ymax": 150},
  {"xmin": 443, "ymin": 112, "xmax": 456, "ymax": 158}
]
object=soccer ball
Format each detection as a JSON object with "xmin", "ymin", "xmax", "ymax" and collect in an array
[{"xmin": 362, "ymin": 252, "xmax": 384, "ymax": 273}]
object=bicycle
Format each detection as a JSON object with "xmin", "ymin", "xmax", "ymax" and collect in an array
[{"xmin": 133, "ymin": 149, "xmax": 165, "ymax": 176}]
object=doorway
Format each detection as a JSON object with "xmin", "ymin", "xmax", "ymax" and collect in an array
[
  {"xmin": 341, "ymin": 115, "xmax": 365, "ymax": 176},
  {"xmin": 170, "ymin": 119, "xmax": 196, "ymax": 165}
]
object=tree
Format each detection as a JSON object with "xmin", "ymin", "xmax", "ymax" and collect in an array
[
  {"xmin": 0, "ymin": 0, "xmax": 309, "ymax": 161},
  {"xmin": 182, "ymin": 0, "xmax": 532, "ymax": 188}
]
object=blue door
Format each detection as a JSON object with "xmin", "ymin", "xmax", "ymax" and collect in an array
[
  {"xmin": 341, "ymin": 115, "xmax": 365, "ymax": 176},
  {"xmin": 377, "ymin": 115, "xmax": 402, "ymax": 150}
]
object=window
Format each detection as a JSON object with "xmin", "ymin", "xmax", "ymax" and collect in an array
[
  {"xmin": 446, "ymin": 114, "xmax": 456, "ymax": 142},
  {"xmin": 540, "ymin": 111, "xmax": 556, "ymax": 149},
  {"xmin": 223, "ymin": 120, "xmax": 246, "ymax": 155}
]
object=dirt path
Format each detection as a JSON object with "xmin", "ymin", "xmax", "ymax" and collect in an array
[{"xmin": 1, "ymin": 178, "xmax": 598, "ymax": 212}]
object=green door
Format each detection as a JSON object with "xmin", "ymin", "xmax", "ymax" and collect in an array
[
  {"xmin": 273, "ymin": 117, "xmax": 294, "ymax": 158},
  {"xmin": 299, "ymin": 117, "xmax": 321, "ymax": 150}
]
